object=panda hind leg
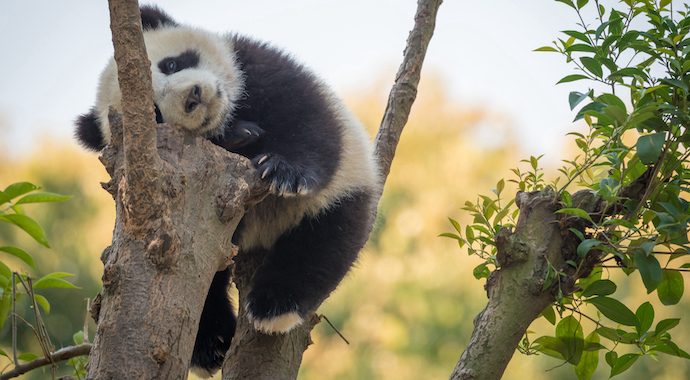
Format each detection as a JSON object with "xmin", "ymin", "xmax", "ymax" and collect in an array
[
  {"xmin": 245, "ymin": 191, "xmax": 373, "ymax": 334},
  {"xmin": 190, "ymin": 268, "xmax": 236, "ymax": 379}
]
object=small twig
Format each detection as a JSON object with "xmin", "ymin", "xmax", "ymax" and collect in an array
[
  {"xmin": 599, "ymin": 265, "xmax": 690, "ymax": 272},
  {"xmin": 318, "ymin": 314, "xmax": 350, "ymax": 345},
  {"xmin": 0, "ymin": 344, "xmax": 92, "ymax": 380}
]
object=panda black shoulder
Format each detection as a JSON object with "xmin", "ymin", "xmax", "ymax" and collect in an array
[{"xmin": 227, "ymin": 35, "xmax": 343, "ymax": 190}]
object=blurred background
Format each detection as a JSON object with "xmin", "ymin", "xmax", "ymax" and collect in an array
[{"xmin": 1, "ymin": 1, "xmax": 688, "ymax": 379}]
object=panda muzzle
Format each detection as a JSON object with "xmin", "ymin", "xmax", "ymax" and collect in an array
[{"xmin": 185, "ymin": 85, "xmax": 202, "ymax": 113}]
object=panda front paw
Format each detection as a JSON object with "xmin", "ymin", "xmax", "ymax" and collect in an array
[
  {"xmin": 252, "ymin": 153, "xmax": 318, "ymax": 197},
  {"xmin": 224, "ymin": 120, "xmax": 265, "ymax": 149},
  {"xmin": 245, "ymin": 287, "xmax": 304, "ymax": 334}
]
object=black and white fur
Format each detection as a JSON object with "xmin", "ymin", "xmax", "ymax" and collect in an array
[{"xmin": 75, "ymin": 5, "xmax": 379, "ymax": 378}]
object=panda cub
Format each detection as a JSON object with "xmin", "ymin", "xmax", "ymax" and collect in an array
[{"xmin": 75, "ymin": 5, "xmax": 379, "ymax": 378}]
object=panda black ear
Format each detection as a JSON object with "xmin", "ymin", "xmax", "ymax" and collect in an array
[
  {"xmin": 140, "ymin": 5, "xmax": 177, "ymax": 30},
  {"xmin": 75, "ymin": 108, "xmax": 106, "ymax": 151}
]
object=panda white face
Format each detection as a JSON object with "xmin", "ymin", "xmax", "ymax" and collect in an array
[{"xmin": 95, "ymin": 26, "xmax": 243, "ymax": 144}]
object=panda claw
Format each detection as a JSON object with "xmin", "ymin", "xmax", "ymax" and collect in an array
[
  {"xmin": 258, "ymin": 154, "xmax": 269, "ymax": 165},
  {"xmin": 261, "ymin": 168, "xmax": 270, "ymax": 179}
]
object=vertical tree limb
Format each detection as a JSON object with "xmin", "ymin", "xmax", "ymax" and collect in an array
[
  {"xmin": 108, "ymin": 0, "xmax": 161, "ymax": 228},
  {"xmin": 87, "ymin": 2, "xmax": 257, "ymax": 379},
  {"xmin": 449, "ymin": 190, "xmax": 565, "ymax": 380}
]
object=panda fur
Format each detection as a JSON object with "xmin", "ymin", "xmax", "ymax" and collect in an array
[{"xmin": 75, "ymin": 5, "xmax": 379, "ymax": 378}]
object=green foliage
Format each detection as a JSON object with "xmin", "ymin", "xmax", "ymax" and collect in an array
[
  {"xmin": 0, "ymin": 181, "xmax": 79, "ymax": 372},
  {"xmin": 447, "ymin": 0, "xmax": 690, "ymax": 378}
]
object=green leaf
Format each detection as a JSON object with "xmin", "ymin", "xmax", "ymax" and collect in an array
[
  {"xmin": 555, "ymin": 0, "xmax": 576, "ymax": 9},
  {"xmin": 635, "ymin": 250, "xmax": 662, "ymax": 293},
  {"xmin": 3, "ymin": 182, "xmax": 39, "ymax": 201},
  {"xmin": 588, "ymin": 296, "xmax": 639, "ymax": 328},
  {"xmin": 0, "ymin": 348, "xmax": 7, "ymax": 358},
  {"xmin": 34, "ymin": 294, "xmax": 50, "ymax": 314},
  {"xmin": 577, "ymin": 239, "xmax": 601, "ymax": 259},
  {"xmin": 0, "ymin": 294, "xmax": 11, "ymax": 331},
  {"xmin": 0, "ymin": 247, "xmax": 36, "ymax": 269},
  {"xmin": 610, "ymin": 353, "xmax": 639, "ymax": 377},
  {"xmin": 535, "ymin": 46, "xmax": 559, "ymax": 52},
  {"xmin": 73, "ymin": 330, "xmax": 84, "ymax": 345},
  {"xmin": 33, "ymin": 277, "xmax": 80, "ymax": 290},
  {"xmin": 635, "ymin": 302, "xmax": 654, "ymax": 336},
  {"xmin": 660, "ymin": 78, "xmax": 688, "ymax": 93},
  {"xmin": 655, "ymin": 318, "xmax": 680, "ymax": 337},
  {"xmin": 563, "ymin": 30, "xmax": 590, "ymax": 43},
  {"xmin": 535, "ymin": 336, "xmax": 568, "ymax": 359},
  {"xmin": 557, "ymin": 316, "xmax": 584, "ymax": 365},
  {"xmin": 569, "ymin": 91, "xmax": 591, "ymax": 111},
  {"xmin": 558, "ymin": 74, "xmax": 590, "ymax": 84},
  {"xmin": 0, "ymin": 214, "xmax": 50, "ymax": 248},
  {"xmin": 657, "ymin": 270, "xmax": 684, "ymax": 305},
  {"xmin": 556, "ymin": 207, "xmax": 594, "ymax": 224},
  {"xmin": 581, "ymin": 279, "xmax": 617, "ymax": 298},
  {"xmin": 574, "ymin": 331, "xmax": 599, "ymax": 380},
  {"xmin": 540, "ymin": 304, "xmax": 557, "ymax": 325},
  {"xmin": 472, "ymin": 263, "xmax": 490, "ymax": 279},
  {"xmin": 576, "ymin": 0, "xmax": 589, "ymax": 9},
  {"xmin": 637, "ymin": 133, "xmax": 666, "ymax": 165},
  {"xmin": 448, "ymin": 217, "xmax": 462, "ymax": 234},
  {"xmin": 580, "ymin": 57, "xmax": 603, "ymax": 77},
  {"xmin": 18, "ymin": 352, "xmax": 39, "ymax": 362},
  {"xmin": 605, "ymin": 350, "xmax": 617, "ymax": 368},
  {"xmin": 14, "ymin": 192, "xmax": 71, "ymax": 205},
  {"xmin": 653, "ymin": 341, "xmax": 690, "ymax": 359}
]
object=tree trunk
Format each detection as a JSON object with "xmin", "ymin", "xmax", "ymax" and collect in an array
[{"xmin": 450, "ymin": 189, "xmax": 564, "ymax": 380}]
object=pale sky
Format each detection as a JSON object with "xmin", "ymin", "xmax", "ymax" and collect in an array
[{"xmin": 0, "ymin": 1, "xmax": 581, "ymax": 159}]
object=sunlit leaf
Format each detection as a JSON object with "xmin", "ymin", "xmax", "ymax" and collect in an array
[
  {"xmin": 34, "ymin": 294, "xmax": 50, "ymax": 314},
  {"xmin": 3, "ymin": 182, "xmax": 39, "ymax": 201},
  {"xmin": 0, "ymin": 247, "xmax": 36, "ymax": 269},
  {"xmin": 556, "ymin": 208, "xmax": 594, "ymax": 224},
  {"xmin": 557, "ymin": 316, "xmax": 584, "ymax": 365},
  {"xmin": 657, "ymin": 270, "xmax": 684, "ymax": 305},
  {"xmin": 15, "ymin": 192, "xmax": 71, "ymax": 205},
  {"xmin": 0, "ymin": 214, "xmax": 50, "ymax": 248},
  {"xmin": 18, "ymin": 353, "xmax": 39, "ymax": 362},
  {"xmin": 33, "ymin": 278, "xmax": 80, "ymax": 290},
  {"xmin": 574, "ymin": 331, "xmax": 599, "ymax": 380}
]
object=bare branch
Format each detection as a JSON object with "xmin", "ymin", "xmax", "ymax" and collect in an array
[{"xmin": 0, "ymin": 344, "xmax": 92, "ymax": 380}]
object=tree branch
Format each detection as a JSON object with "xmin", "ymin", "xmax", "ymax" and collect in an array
[{"xmin": 0, "ymin": 344, "xmax": 92, "ymax": 380}]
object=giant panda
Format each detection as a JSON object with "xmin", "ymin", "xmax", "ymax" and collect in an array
[{"xmin": 75, "ymin": 5, "xmax": 380, "ymax": 378}]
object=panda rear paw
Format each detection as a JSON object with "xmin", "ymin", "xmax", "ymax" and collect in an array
[
  {"xmin": 245, "ymin": 287, "xmax": 305, "ymax": 334},
  {"xmin": 190, "ymin": 330, "xmax": 232, "ymax": 379},
  {"xmin": 252, "ymin": 153, "xmax": 318, "ymax": 197}
]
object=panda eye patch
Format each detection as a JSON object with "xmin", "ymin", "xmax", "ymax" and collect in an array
[{"xmin": 157, "ymin": 50, "xmax": 200, "ymax": 75}]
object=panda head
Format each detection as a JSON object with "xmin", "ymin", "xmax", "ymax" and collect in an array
[{"xmin": 76, "ymin": 6, "xmax": 243, "ymax": 150}]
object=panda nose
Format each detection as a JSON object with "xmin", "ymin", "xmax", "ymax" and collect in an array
[{"xmin": 185, "ymin": 85, "xmax": 202, "ymax": 113}]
